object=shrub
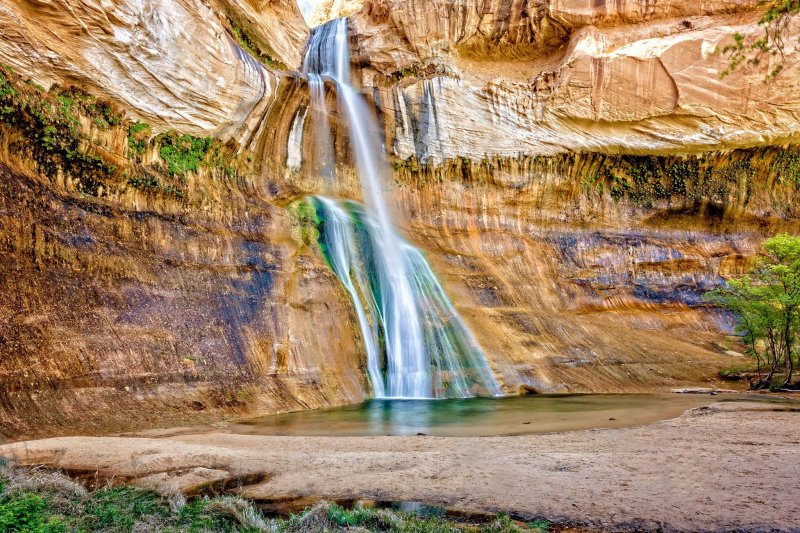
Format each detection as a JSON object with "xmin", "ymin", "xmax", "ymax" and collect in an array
[
  {"xmin": 706, "ymin": 234, "xmax": 800, "ymax": 389},
  {"xmin": 156, "ymin": 131, "xmax": 214, "ymax": 176},
  {"xmin": 127, "ymin": 120, "xmax": 151, "ymax": 158},
  {"xmin": 0, "ymin": 493, "xmax": 66, "ymax": 533}
]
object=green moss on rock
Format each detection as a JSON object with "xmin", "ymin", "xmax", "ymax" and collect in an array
[
  {"xmin": 230, "ymin": 25, "xmax": 288, "ymax": 71},
  {"xmin": 127, "ymin": 121, "xmax": 151, "ymax": 159},
  {"xmin": 0, "ymin": 65, "xmax": 119, "ymax": 195},
  {"xmin": 156, "ymin": 131, "xmax": 214, "ymax": 176}
]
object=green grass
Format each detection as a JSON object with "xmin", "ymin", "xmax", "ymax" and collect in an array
[
  {"xmin": 718, "ymin": 362, "xmax": 759, "ymax": 381},
  {"xmin": 285, "ymin": 502, "xmax": 545, "ymax": 533},
  {"xmin": 526, "ymin": 519, "xmax": 551, "ymax": 532},
  {"xmin": 0, "ymin": 469, "xmax": 257, "ymax": 532},
  {"xmin": 84, "ymin": 487, "xmax": 169, "ymax": 530},
  {"xmin": 717, "ymin": 361, "xmax": 795, "ymax": 391},
  {"xmin": 0, "ymin": 492, "xmax": 67, "ymax": 532},
  {"xmin": 0, "ymin": 465, "xmax": 552, "ymax": 532}
]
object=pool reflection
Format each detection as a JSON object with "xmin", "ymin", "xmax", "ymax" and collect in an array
[{"xmin": 224, "ymin": 393, "xmax": 779, "ymax": 437}]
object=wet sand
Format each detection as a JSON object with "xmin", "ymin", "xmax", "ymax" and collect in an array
[{"xmin": 2, "ymin": 402, "xmax": 799, "ymax": 532}]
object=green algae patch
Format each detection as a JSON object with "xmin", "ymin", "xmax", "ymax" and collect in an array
[
  {"xmin": 230, "ymin": 24, "xmax": 288, "ymax": 71},
  {"xmin": 127, "ymin": 121, "xmax": 151, "ymax": 160},
  {"xmin": 0, "ymin": 65, "xmax": 251, "ymax": 202},
  {"xmin": 0, "ymin": 65, "xmax": 119, "ymax": 195},
  {"xmin": 287, "ymin": 197, "xmax": 322, "ymax": 248}
]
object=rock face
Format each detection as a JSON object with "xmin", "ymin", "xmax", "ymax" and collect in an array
[
  {"xmin": 0, "ymin": 0, "xmax": 308, "ymax": 141},
  {"xmin": 0, "ymin": 0, "xmax": 798, "ymax": 440},
  {"xmin": 0, "ymin": 67, "xmax": 368, "ymax": 440},
  {"xmin": 214, "ymin": 0, "xmax": 310, "ymax": 67},
  {"xmin": 384, "ymin": 151, "xmax": 798, "ymax": 392},
  {"xmin": 352, "ymin": 0, "xmax": 800, "ymax": 162},
  {"xmin": 309, "ymin": 0, "xmax": 364, "ymax": 26},
  {"xmin": 0, "ymin": 162, "xmax": 369, "ymax": 440}
]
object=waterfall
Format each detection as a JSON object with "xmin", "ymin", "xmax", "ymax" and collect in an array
[
  {"xmin": 312, "ymin": 197, "xmax": 385, "ymax": 398},
  {"xmin": 302, "ymin": 18, "xmax": 501, "ymax": 399},
  {"xmin": 286, "ymin": 106, "xmax": 307, "ymax": 171},
  {"xmin": 305, "ymin": 74, "xmax": 334, "ymax": 179}
]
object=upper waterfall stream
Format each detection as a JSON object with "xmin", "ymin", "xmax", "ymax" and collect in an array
[{"xmin": 301, "ymin": 18, "xmax": 500, "ymax": 399}]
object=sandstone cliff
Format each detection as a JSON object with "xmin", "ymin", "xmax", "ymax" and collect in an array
[
  {"xmin": 0, "ymin": 0, "xmax": 308, "ymax": 142},
  {"xmin": 352, "ymin": 0, "xmax": 800, "ymax": 162},
  {"xmin": 310, "ymin": 0, "xmax": 364, "ymax": 26},
  {"xmin": 0, "ymin": 68, "xmax": 369, "ymax": 440},
  {"xmin": 0, "ymin": 0, "xmax": 798, "ymax": 440}
]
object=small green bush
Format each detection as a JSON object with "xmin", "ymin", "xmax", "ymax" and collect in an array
[
  {"xmin": 127, "ymin": 120, "xmax": 151, "ymax": 159},
  {"xmin": 0, "ymin": 493, "xmax": 66, "ymax": 533},
  {"xmin": 156, "ymin": 131, "xmax": 214, "ymax": 176}
]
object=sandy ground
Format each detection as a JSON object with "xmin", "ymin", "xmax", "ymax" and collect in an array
[{"xmin": 2, "ymin": 402, "xmax": 799, "ymax": 532}]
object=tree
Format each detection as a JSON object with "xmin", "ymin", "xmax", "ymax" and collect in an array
[
  {"xmin": 720, "ymin": 0, "xmax": 800, "ymax": 79},
  {"xmin": 706, "ymin": 234, "xmax": 800, "ymax": 389}
]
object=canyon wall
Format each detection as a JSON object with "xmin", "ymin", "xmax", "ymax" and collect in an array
[
  {"xmin": 0, "ymin": 0, "xmax": 798, "ymax": 439},
  {"xmin": 388, "ymin": 151, "xmax": 798, "ymax": 393},
  {"xmin": 0, "ymin": 0, "xmax": 308, "ymax": 142},
  {"xmin": 0, "ymin": 75, "xmax": 370, "ymax": 439},
  {"xmin": 351, "ymin": 0, "xmax": 800, "ymax": 160}
]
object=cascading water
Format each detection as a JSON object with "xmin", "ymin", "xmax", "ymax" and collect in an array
[
  {"xmin": 305, "ymin": 74, "xmax": 333, "ymax": 178},
  {"xmin": 312, "ymin": 197, "xmax": 502, "ymax": 398},
  {"xmin": 302, "ymin": 18, "xmax": 501, "ymax": 399}
]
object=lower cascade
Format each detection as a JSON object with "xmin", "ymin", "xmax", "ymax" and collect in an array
[
  {"xmin": 302, "ymin": 18, "xmax": 501, "ymax": 399},
  {"xmin": 311, "ymin": 196, "xmax": 502, "ymax": 398}
]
